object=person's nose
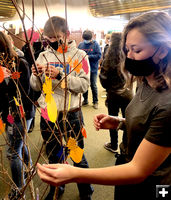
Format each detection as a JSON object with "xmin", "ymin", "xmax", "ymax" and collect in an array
[{"xmin": 127, "ymin": 50, "xmax": 135, "ymax": 59}]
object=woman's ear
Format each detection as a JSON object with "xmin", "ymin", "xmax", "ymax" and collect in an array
[{"xmin": 158, "ymin": 46, "xmax": 169, "ymax": 59}]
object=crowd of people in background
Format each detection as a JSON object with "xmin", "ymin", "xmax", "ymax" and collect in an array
[{"xmin": 0, "ymin": 10, "xmax": 171, "ymax": 200}]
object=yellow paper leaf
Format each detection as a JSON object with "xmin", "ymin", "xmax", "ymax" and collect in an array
[
  {"xmin": 13, "ymin": 97, "xmax": 19, "ymax": 106},
  {"xmin": 67, "ymin": 137, "xmax": 84, "ymax": 163},
  {"xmin": 61, "ymin": 79, "xmax": 65, "ymax": 89},
  {"xmin": 43, "ymin": 76, "xmax": 54, "ymax": 103},
  {"xmin": 47, "ymin": 96, "xmax": 57, "ymax": 123},
  {"xmin": 67, "ymin": 56, "xmax": 72, "ymax": 65},
  {"xmin": 70, "ymin": 147, "xmax": 84, "ymax": 163},
  {"xmin": 68, "ymin": 93, "xmax": 71, "ymax": 111}
]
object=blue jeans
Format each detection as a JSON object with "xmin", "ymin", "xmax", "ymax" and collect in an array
[
  {"xmin": 6, "ymin": 120, "xmax": 32, "ymax": 189},
  {"xmin": 40, "ymin": 110, "xmax": 94, "ymax": 196},
  {"xmin": 83, "ymin": 72, "xmax": 98, "ymax": 104}
]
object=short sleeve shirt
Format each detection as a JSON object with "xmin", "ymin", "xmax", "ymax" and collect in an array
[{"xmin": 120, "ymin": 82, "xmax": 171, "ymax": 184}]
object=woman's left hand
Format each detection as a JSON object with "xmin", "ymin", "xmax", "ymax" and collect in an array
[
  {"xmin": 37, "ymin": 163, "xmax": 75, "ymax": 186},
  {"xmin": 1, "ymin": 67, "xmax": 11, "ymax": 78}
]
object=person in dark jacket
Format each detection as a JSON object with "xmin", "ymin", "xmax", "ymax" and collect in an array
[
  {"xmin": 99, "ymin": 32, "xmax": 133, "ymax": 152},
  {"xmin": 0, "ymin": 31, "xmax": 32, "ymax": 199},
  {"xmin": 78, "ymin": 30, "xmax": 101, "ymax": 109}
]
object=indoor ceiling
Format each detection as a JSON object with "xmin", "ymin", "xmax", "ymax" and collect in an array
[
  {"xmin": 0, "ymin": 0, "xmax": 171, "ymax": 22},
  {"xmin": 88, "ymin": 0, "xmax": 171, "ymax": 17}
]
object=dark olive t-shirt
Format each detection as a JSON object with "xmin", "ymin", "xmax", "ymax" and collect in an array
[{"xmin": 120, "ymin": 82, "xmax": 171, "ymax": 184}]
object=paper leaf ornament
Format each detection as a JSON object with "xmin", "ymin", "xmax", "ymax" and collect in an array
[
  {"xmin": 61, "ymin": 79, "xmax": 65, "ymax": 89},
  {"xmin": 13, "ymin": 97, "xmax": 20, "ymax": 106},
  {"xmin": 43, "ymin": 76, "xmax": 54, "ymax": 103},
  {"xmin": 81, "ymin": 127, "xmax": 87, "ymax": 138},
  {"xmin": 11, "ymin": 72, "xmax": 21, "ymax": 79},
  {"xmin": 82, "ymin": 58, "xmax": 89, "ymax": 74},
  {"xmin": 41, "ymin": 107, "xmax": 50, "ymax": 121},
  {"xmin": 57, "ymin": 146, "xmax": 65, "ymax": 162},
  {"xmin": 47, "ymin": 96, "xmax": 57, "ymax": 123},
  {"xmin": 57, "ymin": 44, "xmax": 68, "ymax": 53},
  {"xmin": 67, "ymin": 137, "xmax": 84, "ymax": 163},
  {"xmin": 7, "ymin": 114, "xmax": 14, "ymax": 124},
  {"xmin": 0, "ymin": 66, "xmax": 4, "ymax": 83},
  {"xmin": 0, "ymin": 118, "xmax": 5, "ymax": 135},
  {"xmin": 68, "ymin": 93, "xmax": 71, "ymax": 111},
  {"xmin": 19, "ymin": 105, "xmax": 24, "ymax": 118},
  {"xmin": 73, "ymin": 59, "xmax": 82, "ymax": 74}
]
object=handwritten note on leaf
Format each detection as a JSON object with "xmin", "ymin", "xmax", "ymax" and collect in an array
[{"xmin": 67, "ymin": 137, "xmax": 84, "ymax": 163}]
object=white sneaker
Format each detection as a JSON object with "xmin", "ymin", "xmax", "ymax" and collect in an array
[{"xmin": 93, "ymin": 103, "xmax": 98, "ymax": 109}]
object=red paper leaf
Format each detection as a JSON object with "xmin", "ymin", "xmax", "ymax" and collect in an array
[
  {"xmin": 7, "ymin": 114, "xmax": 14, "ymax": 124},
  {"xmin": 19, "ymin": 105, "xmax": 24, "ymax": 118},
  {"xmin": 11, "ymin": 72, "xmax": 21, "ymax": 79},
  {"xmin": 81, "ymin": 127, "xmax": 87, "ymax": 138}
]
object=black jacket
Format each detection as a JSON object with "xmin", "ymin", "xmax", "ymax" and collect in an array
[{"xmin": 0, "ymin": 58, "xmax": 32, "ymax": 122}]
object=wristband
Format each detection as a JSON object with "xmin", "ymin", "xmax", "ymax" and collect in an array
[{"xmin": 56, "ymin": 72, "xmax": 62, "ymax": 80}]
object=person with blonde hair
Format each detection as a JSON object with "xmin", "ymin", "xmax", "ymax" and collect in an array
[{"xmin": 37, "ymin": 11, "xmax": 171, "ymax": 200}]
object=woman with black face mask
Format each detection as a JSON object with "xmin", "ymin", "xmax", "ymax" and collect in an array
[{"xmin": 37, "ymin": 11, "xmax": 171, "ymax": 200}]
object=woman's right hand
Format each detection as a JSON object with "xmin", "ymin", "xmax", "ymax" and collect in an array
[{"xmin": 94, "ymin": 114, "xmax": 121, "ymax": 131}]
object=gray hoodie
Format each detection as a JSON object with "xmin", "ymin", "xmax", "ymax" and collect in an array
[{"xmin": 30, "ymin": 40, "xmax": 90, "ymax": 112}]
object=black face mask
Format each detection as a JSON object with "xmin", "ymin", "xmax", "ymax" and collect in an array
[
  {"xmin": 49, "ymin": 41, "xmax": 59, "ymax": 50},
  {"xmin": 125, "ymin": 48, "xmax": 160, "ymax": 76}
]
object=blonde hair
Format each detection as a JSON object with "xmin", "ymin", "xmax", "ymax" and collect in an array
[{"xmin": 121, "ymin": 11, "xmax": 171, "ymax": 91}]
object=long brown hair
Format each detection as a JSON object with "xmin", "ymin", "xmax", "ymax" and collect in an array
[{"xmin": 121, "ymin": 11, "xmax": 171, "ymax": 91}]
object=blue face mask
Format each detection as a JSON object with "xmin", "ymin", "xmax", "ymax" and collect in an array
[{"xmin": 84, "ymin": 40, "xmax": 91, "ymax": 44}]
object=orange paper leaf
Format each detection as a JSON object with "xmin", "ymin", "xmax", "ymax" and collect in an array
[
  {"xmin": 73, "ymin": 59, "xmax": 82, "ymax": 73},
  {"xmin": 0, "ymin": 118, "xmax": 5, "ymax": 135},
  {"xmin": 57, "ymin": 44, "xmax": 68, "ymax": 53},
  {"xmin": 0, "ymin": 67, "xmax": 4, "ymax": 83},
  {"xmin": 67, "ymin": 137, "xmax": 84, "ymax": 163},
  {"xmin": 11, "ymin": 72, "xmax": 21, "ymax": 79}
]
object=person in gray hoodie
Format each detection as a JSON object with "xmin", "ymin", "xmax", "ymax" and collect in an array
[{"xmin": 30, "ymin": 16, "xmax": 93, "ymax": 200}]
